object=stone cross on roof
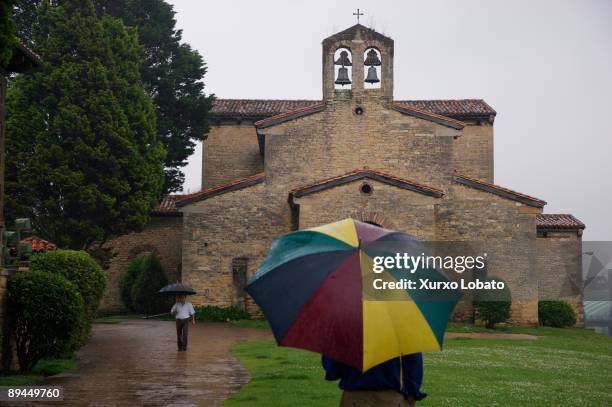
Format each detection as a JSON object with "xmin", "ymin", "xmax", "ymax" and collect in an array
[{"xmin": 353, "ymin": 8, "xmax": 364, "ymax": 23}]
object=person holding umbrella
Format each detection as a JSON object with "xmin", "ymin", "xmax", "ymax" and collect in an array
[
  {"xmin": 246, "ymin": 219, "xmax": 461, "ymax": 406},
  {"xmin": 159, "ymin": 283, "xmax": 197, "ymax": 352}
]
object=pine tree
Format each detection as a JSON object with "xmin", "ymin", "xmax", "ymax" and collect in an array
[
  {"xmin": 0, "ymin": 0, "xmax": 17, "ymax": 68},
  {"xmin": 5, "ymin": 0, "xmax": 165, "ymax": 249},
  {"xmin": 96, "ymin": 0, "xmax": 214, "ymax": 192},
  {"xmin": 14, "ymin": 0, "xmax": 215, "ymax": 192}
]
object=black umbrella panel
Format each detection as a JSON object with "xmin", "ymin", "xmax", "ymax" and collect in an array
[{"xmin": 158, "ymin": 282, "xmax": 196, "ymax": 295}]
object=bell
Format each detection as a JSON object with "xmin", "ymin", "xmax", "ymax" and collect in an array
[
  {"xmin": 335, "ymin": 66, "xmax": 351, "ymax": 86},
  {"xmin": 364, "ymin": 49, "xmax": 382, "ymax": 66},
  {"xmin": 334, "ymin": 50, "xmax": 352, "ymax": 66},
  {"xmin": 365, "ymin": 66, "xmax": 380, "ymax": 84}
]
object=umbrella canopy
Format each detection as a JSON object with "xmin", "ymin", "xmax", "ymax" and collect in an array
[
  {"xmin": 158, "ymin": 282, "xmax": 196, "ymax": 295},
  {"xmin": 245, "ymin": 218, "xmax": 461, "ymax": 372}
]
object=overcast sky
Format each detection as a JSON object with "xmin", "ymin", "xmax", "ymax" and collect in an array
[{"xmin": 168, "ymin": 0, "xmax": 612, "ymax": 241}]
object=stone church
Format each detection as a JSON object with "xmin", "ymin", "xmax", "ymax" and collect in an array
[{"xmin": 102, "ymin": 24, "xmax": 585, "ymax": 325}]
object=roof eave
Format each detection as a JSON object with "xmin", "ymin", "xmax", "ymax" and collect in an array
[
  {"xmin": 391, "ymin": 104, "xmax": 465, "ymax": 130},
  {"xmin": 453, "ymin": 174, "xmax": 546, "ymax": 208}
]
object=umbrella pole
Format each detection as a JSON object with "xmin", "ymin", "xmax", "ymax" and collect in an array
[{"xmin": 142, "ymin": 312, "xmax": 171, "ymax": 319}]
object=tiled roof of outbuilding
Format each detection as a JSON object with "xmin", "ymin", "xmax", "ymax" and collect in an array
[
  {"xmin": 536, "ymin": 214, "xmax": 585, "ymax": 230},
  {"xmin": 152, "ymin": 174, "xmax": 266, "ymax": 213}
]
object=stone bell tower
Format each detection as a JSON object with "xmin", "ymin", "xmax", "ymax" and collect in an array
[{"xmin": 322, "ymin": 24, "xmax": 394, "ymax": 102}]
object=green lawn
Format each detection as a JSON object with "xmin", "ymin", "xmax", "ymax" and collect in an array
[
  {"xmin": 222, "ymin": 326, "xmax": 612, "ymax": 407},
  {"xmin": 0, "ymin": 358, "xmax": 75, "ymax": 386}
]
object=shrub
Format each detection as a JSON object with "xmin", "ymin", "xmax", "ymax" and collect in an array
[
  {"xmin": 130, "ymin": 254, "xmax": 171, "ymax": 315},
  {"xmin": 195, "ymin": 306, "xmax": 250, "ymax": 322},
  {"xmin": 30, "ymin": 250, "xmax": 106, "ymax": 319},
  {"xmin": 539, "ymin": 300, "xmax": 576, "ymax": 327},
  {"xmin": 8, "ymin": 272, "xmax": 85, "ymax": 372},
  {"xmin": 119, "ymin": 256, "xmax": 146, "ymax": 312},
  {"xmin": 473, "ymin": 276, "xmax": 511, "ymax": 329}
]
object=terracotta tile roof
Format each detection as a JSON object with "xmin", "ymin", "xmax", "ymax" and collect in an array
[
  {"xmin": 254, "ymin": 103, "xmax": 326, "ymax": 129},
  {"xmin": 175, "ymin": 173, "xmax": 265, "ymax": 207},
  {"xmin": 21, "ymin": 236, "xmax": 57, "ymax": 252},
  {"xmin": 396, "ymin": 99, "xmax": 496, "ymax": 120},
  {"xmin": 391, "ymin": 103, "xmax": 465, "ymax": 130},
  {"xmin": 152, "ymin": 174, "xmax": 266, "ymax": 213},
  {"xmin": 536, "ymin": 214, "xmax": 585, "ymax": 230},
  {"xmin": 3, "ymin": 40, "xmax": 43, "ymax": 74},
  {"xmin": 289, "ymin": 169, "xmax": 445, "ymax": 205},
  {"xmin": 453, "ymin": 173, "xmax": 547, "ymax": 208},
  {"xmin": 211, "ymin": 99, "xmax": 496, "ymax": 122},
  {"xmin": 211, "ymin": 100, "xmax": 323, "ymax": 121}
]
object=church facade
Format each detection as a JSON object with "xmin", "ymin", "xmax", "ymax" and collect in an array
[{"xmin": 101, "ymin": 25, "xmax": 585, "ymax": 325}]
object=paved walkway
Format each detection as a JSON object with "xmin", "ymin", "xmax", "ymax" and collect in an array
[{"xmin": 16, "ymin": 320, "xmax": 271, "ymax": 407}]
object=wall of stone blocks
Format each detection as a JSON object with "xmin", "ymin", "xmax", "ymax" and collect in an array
[
  {"xmin": 264, "ymin": 98, "xmax": 458, "ymax": 192},
  {"xmin": 452, "ymin": 123, "xmax": 494, "ymax": 182},
  {"xmin": 435, "ymin": 184, "xmax": 541, "ymax": 325},
  {"xmin": 536, "ymin": 232, "xmax": 584, "ymax": 326},
  {"xmin": 99, "ymin": 216, "xmax": 183, "ymax": 314},
  {"xmin": 295, "ymin": 180, "xmax": 439, "ymax": 241},
  {"xmin": 181, "ymin": 184, "xmax": 291, "ymax": 315},
  {"xmin": 202, "ymin": 122, "xmax": 263, "ymax": 190}
]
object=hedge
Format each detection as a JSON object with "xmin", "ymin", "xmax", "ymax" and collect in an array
[
  {"xmin": 8, "ymin": 272, "xmax": 85, "ymax": 372},
  {"xmin": 119, "ymin": 255, "xmax": 146, "ymax": 312},
  {"xmin": 125, "ymin": 254, "xmax": 171, "ymax": 315},
  {"xmin": 30, "ymin": 250, "xmax": 106, "ymax": 319},
  {"xmin": 539, "ymin": 300, "xmax": 576, "ymax": 327},
  {"xmin": 195, "ymin": 306, "xmax": 250, "ymax": 322},
  {"xmin": 473, "ymin": 276, "xmax": 512, "ymax": 329}
]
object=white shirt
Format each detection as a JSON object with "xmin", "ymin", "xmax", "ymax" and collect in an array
[{"xmin": 171, "ymin": 301, "xmax": 195, "ymax": 320}]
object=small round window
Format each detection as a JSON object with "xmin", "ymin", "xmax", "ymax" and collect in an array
[{"xmin": 360, "ymin": 183, "xmax": 373, "ymax": 195}]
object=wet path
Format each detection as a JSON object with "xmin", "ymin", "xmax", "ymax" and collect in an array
[{"xmin": 14, "ymin": 320, "xmax": 271, "ymax": 406}]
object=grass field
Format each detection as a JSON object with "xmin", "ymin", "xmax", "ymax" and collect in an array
[{"xmin": 222, "ymin": 326, "xmax": 612, "ymax": 407}]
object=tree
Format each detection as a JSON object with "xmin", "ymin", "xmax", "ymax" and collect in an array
[
  {"xmin": 0, "ymin": 0, "xmax": 17, "ymax": 68},
  {"xmin": 14, "ymin": 0, "xmax": 215, "ymax": 192},
  {"xmin": 5, "ymin": 0, "xmax": 165, "ymax": 249},
  {"xmin": 130, "ymin": 253, "xmax": 171, "ymax": 315},
  {"xmin": 97, "ymin": 0, "xmax": 214, "ymax": 192}
]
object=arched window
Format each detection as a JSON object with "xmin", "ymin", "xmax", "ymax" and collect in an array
[
  {"xmin": 334, "ymin": 47, "xmax": 352, "ymax": 89},
  {"xmin": 364, "ymin": 48, "xmax": 382, "ymax": 89}
]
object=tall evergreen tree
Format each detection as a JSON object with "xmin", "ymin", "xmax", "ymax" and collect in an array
[
  {"xmin": 0, "ymin": 0, "xmax": 17, "ymax": 68},
  {"xmin": 5, "ymin": 0, "xmax": 165, "ymax": 249},
  {"xmin": 14, "ymin": 0, "xmax": 215, "ymax": 192},
  {"xmin": 97, "ymin": 0, "xmax": 214, "ymax": 192}
]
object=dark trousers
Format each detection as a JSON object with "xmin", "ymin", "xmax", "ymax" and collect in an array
[
  {"xmin": 176, "ymin": 318, "xmax": 190, "ymax": 350},
  {"xmin": 340, "ymin": 390, "xmax": 416, "ymax": 407}
]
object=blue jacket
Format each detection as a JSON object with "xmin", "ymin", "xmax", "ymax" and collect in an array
[{"xmin": 322, "ymin": 354, "xmax": 426, "ymax": 400}]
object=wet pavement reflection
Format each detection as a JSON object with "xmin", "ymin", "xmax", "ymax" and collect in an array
[{"xmin": 8, "ymin": 320, "xmax": 271, "ymax": 406}]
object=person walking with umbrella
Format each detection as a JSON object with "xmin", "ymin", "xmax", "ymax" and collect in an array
[
  {"xmin": 246, "ymin": 219, "xmax": 461, "ymax": 406},
  {"xmin": 159, "ymin": 283, "xmax": 197, "ymax": 352}
]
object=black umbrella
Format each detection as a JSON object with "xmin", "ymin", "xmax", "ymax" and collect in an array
[{"xmin": 158, "ymin": 282, "xmax": 196, "ymax": 295}]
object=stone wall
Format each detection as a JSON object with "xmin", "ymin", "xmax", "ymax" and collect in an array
[
  {"xmin": 294, "ymin": 181, "xmax": 439, "ymax": 241},
  {"xmin": 536, "ymin": 231, "xmax": 584, "ymax": 326},
  {"xmin": 202, "ymin": 122, "xmax": 263, "ymax": 190},
  {"xmin": 264, "ymin": 97, "xmax": 458, "ymax": 191},
  {"xmin": 100, "ymin": 216, "xmax": 183, "ymax": 314},
  {"xmin": 436, "ymin": 183, "xmax": 541, "ymax": 325},
  {"xmin": 453, "ymin": 122, "xmax": 493, "ymax": 182},
  {"xmin": 181, "ymin": 184, "xmax": 287, "ymax": 315}
]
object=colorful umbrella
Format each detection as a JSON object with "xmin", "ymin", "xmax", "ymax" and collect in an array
[{"xmin": 245, "ymin": 218, "xmax": 461, "ymax": 372}]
